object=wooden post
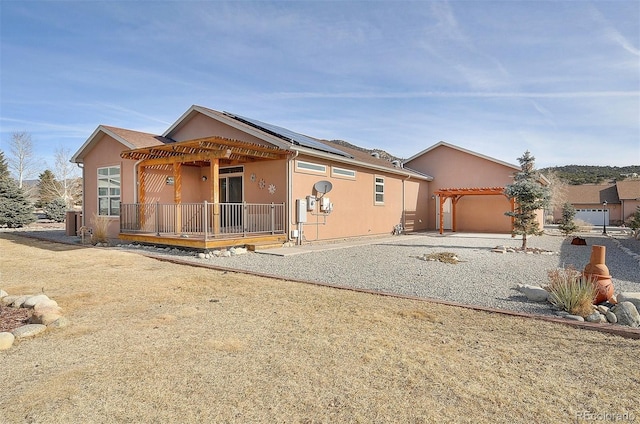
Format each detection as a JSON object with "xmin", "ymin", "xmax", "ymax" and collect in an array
[
  {"xmin": 439, "ymin": 196, "xmax": 444, "ymax": 235},
  {"xmin": 211, "ymin": 159, "xmax": 220, "ymax": 235},
  {"xmin": 138, "ymin": 165, "xmax": 146, "ymax": 229},
  {"xmin": 174, "ymin": 163, "xmax": 182, "ymax": 234},
  {"xmin": 452, "ymin": 196, "xmax": 462, "ymax": 233}
]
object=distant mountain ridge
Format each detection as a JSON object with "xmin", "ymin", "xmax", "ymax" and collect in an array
[{"xmin": 541, "ymin": 165, "xmax": 640, "ymax": 185}]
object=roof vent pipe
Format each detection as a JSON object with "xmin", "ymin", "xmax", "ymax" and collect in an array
[
  {"xmin": 391, "ymin": 160, "xmax": 402, "ymax": 167},
  {"xmin": 370, "ymin": 152, "xmax": 380, "ymax": 159}
]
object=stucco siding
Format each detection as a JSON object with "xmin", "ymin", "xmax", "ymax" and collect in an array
[
  {"xmin": 82, "ymin": 134, "xmax": 134, "ymax": 238},
  {"xmin": 169, "ymin": 113, "xmax": 272, "ymax": 147}
]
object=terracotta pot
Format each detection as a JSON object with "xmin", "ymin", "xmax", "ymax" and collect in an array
[{"xmin": 583, "ymin": 245, "xmax": 614, "ymax": 304}]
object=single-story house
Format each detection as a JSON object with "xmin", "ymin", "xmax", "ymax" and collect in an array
[
  {"xmin": 71, "ymin": 105, "xmax": 540, "ymax": 249},
  {"xmin": 552, "ymin": 181, "xmax": 640, "ymax": 226}
]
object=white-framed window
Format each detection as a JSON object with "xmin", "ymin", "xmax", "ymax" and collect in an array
[
  {"xmin": 295, "ymin": 160, "xmax": 327, "ymax": 175},
  {"xmin": 374, "ymin": 176, "xmax": 384, "ymax": 204},
  {"xmin": 331, "ymin": 166, "xmax": 356, "ymax": 179},
  {"xmin": 98, "ymin": 166, "xmax": 121, "ymax": 216}
]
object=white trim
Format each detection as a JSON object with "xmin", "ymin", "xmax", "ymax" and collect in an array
[
  {"xmin": 295, "ymin": 160, "xmax": 327, "ymax": 175},
  {"xmin": 331, "ymin": 166, "xmax": 356, "ymax": 179},
  {"xmin": 374, "ymin": 175, "xmax": 385, "ymax": 205}
]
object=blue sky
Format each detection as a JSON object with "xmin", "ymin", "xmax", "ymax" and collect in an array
[{"xmin": 1, "ymin": 1, "xmax": 639, "ymax": 173}]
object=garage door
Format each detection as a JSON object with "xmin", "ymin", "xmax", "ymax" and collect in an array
[{"xmin": 575, "ymin": 208, "xmax": 609, "ymax": 225}]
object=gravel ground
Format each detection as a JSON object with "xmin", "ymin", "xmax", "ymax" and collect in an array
[{"xmin": 13, "ymin": 227, "xmax": 640, "ymax": 317}]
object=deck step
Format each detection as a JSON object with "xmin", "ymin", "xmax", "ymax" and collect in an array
[{"xmin": 246, "ymin": 242, "xmax": 286, "ymax": 251}]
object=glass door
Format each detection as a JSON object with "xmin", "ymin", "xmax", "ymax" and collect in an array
[{"xmin": 219, "ymin": 175, "xmax": 243, "ymax": 232}]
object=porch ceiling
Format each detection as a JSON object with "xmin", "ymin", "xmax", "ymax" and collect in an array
[{"xmin": 120, "ymin": 136, "xmax": 291, "ymax": 165}]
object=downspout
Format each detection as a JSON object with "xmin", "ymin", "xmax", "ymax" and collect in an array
[
  {"xmin": 76, "ymin": 162, "xmax": 85, "ymax": 227},
  {"xmin": 402, "ymin": 174, "xmax": 411, "ymax": 231},
  {"xmin": 287, "ymin": 150, "xmax": 299, "ymax": 243}
]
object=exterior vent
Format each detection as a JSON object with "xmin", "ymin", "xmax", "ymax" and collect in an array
[
  {"xmin": 391, "ymin": 160, "xmax": 402, "ymax": 167},
  {"xmin": 370, "ymin": 152, "xmax": 380, "ymax": 159}
]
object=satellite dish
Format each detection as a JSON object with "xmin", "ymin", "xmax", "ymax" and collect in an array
[{"xmin": 314, "ymin": 180, "xmax": 333, "ymax": 196}]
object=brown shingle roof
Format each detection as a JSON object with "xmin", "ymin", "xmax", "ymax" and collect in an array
[
  {"xmin": 103, "ymin": 126, "xmax": 173, "ymax": 149},
  {"xmin": 566, "ymin": 184, "xmax": 619, "ymax": 204},
  {"xmin": 615, "ymin": 180, "xmax": 640, "ymax": 200}
]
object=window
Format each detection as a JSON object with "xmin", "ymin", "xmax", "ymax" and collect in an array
[
  {"xmin": 296, "ymin": 160, "xmax": 326, "ymax": 174},
  {"xmin": 374, "ymin": 176, "xmax": 384, "ymax": 204},
  {"xmin": 331, "ymin": 166, "xmax": 356, "ymax": 179},
  {"xmin": 98, "ymin": 166, "xmax": 120, "ymax": 216}
]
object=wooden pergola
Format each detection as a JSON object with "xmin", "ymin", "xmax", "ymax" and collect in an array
[
  {"xmin": 433, "ymin": 187, "xmax": 515, "ymax": 234},
  {"xmin": 120, "ymin": 136, "xmax": 290, "ymax": 235},
  {"xmin": 121, "ymin": 135, "xmax": 290, "ymax": 204}
]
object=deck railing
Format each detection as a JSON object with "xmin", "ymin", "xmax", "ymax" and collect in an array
[{"xmin": 120, "ymin": 202, "xmax": 285, "ymax": 239}]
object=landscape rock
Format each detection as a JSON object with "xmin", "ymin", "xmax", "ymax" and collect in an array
[
  {"xmin": 197, "ymin": 253, "xmax": 206, "ymax": 259},
  {"xmin": 585, "ymin": 312, "xmax": 602, "ymax": 323},
  {"xmin": 606, "ymin": 311, "xmax": 618, "ymax": 324},
  {"xmin": 22, "ymin": 294, "xmax": 52, "ymax": 308},
  {"xmin": 1, "ymin": 295, "xmax": 18, "ymax": 306},
  {"xmin": 33, "ymin": 301, "xmax": 62, "ymax": 313},
  {"xmin": 564, "ymin": 315, "xmax": 585, "ymax": 322},
  {"xmin": 47, "ymin": 316, "xmax": 70, "ymax": 328},
  {"xmin": 515, "ymin": 284, "xmax": 549, "ymax": 302},
  {"xmin": 11, "ymin": 324, "xmax": 47, "ymax": 339},
  {"xmin": 617, "ymin": 292, "xmax": 640, "ymax": 311},
  {"xmin": 612, "ymin": 302, "xmax": 640, "ymax": 328},
  {"xmin": 10, "ymin": 295, "xmax": 29, "ymax": 308},
  {"xmin": 30, "ymin": 311, "xmax": 62, "ymax": 326},
  {"xmin": 0, "ymin": 332, "xmax": 15, "ymax": 350},
  {"xmin": 0, "ymin": 289, "xmax": 7, "ymax": 299},
  {"xmin": 596, "ymin": 305, "xmax": 609, "ymax": 315}
]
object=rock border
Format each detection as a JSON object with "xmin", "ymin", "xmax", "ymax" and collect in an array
[
  {"xmin": 0, "ymin": 290, "xmax": 68, "ymax": 351},
  {"xmin": 514, "ymin": 284, "xmax": 640, "ymax": 328}
]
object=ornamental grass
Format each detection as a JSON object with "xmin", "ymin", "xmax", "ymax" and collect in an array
[{"xmin": 546, "ymin": 266, "xmax": 597, "ymax": 317}]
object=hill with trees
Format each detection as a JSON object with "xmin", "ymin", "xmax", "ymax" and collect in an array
[{"xmin": 540, "ymin": 165, "xmax": 640, "ymax": 185}]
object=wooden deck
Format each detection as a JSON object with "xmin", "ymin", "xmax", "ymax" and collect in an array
[{"xmin": 119, "ymin": 232, "xmax": 287, "ymax": 250}]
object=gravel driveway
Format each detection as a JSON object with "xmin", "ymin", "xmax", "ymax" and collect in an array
[{"xmin": 118, "ymin": 232, "xmax": 640, "ymax": 317}]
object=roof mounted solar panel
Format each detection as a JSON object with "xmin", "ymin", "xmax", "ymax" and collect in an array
[{"xmin": 224, "ymin": 112, "xmax": 352, "ymax": 158}]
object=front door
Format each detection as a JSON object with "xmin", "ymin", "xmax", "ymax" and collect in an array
[{"xmin": 219, "ymin": 175, "xmax": 243, "ymax": 231}]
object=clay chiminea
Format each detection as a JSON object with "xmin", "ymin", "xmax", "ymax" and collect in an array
[{"xmin": 583, "ymin": 245, "xmax": 614, "ymax": 304}]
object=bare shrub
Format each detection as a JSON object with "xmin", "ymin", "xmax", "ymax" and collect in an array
[
  {"xmin": 573, "ymin": 219, "xmax": 593, "ymax": 233},
  {"xmin": 545, "ymin": 266, "xmax": 596, "ymax": 317},
  {"xmin": 91, "ymin": 213, "xmax": 110, "ymax": 245}
]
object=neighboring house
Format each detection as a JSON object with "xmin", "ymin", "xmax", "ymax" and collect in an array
[
  {"xmin": 553, "ymin": 181, "xmax": 640, "ymax": 226},
  {"xmin": 71, "ymin": 106, "xmax": 543, "ymax": 248},
  {"xmin": 404, "ymin": 142, "xmax": 545, "ymax": 234}
]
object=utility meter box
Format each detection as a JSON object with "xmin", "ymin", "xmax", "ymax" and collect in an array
[
  {"xmin": 320, "ymin": 197, "xmax": 333, "ymax": 212},
  {"xmin": 296, "ymin": 199, "xmax": 307, "ymax": 223},
  {"xmin": 306, "ymin": 195, "xmax": 316, "ymax": 211}
]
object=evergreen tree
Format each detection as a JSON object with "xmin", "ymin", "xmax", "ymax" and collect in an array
[
  {"xmin": 37, "ymin": 169, "xmax": 60, "ymax": 208},
  {"xmin": 43, "ymin": 198, "xmax": 67, "ymax": 222},
  {"xmin": 0, "ymin": 170, "xmax": 36, "ymax": 228},
  {"xmin": 504, "ymin": 151, "xmax": 551, "ymax": 250},
  {"xmin": 558, "ymin": 202, "xmax": 578, "ymax": 236},
  {"xmin": 628, "ymin": 206, "xmax": 640, "ymax": 240},
  {"xmin": 0, "ymin": 150, "xmax": 9, "ymax": 178}
]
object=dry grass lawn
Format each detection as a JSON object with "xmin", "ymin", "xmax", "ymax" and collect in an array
[{"xmin": 1, "ymin": 233, "xmax": 639, "ymax": 423}]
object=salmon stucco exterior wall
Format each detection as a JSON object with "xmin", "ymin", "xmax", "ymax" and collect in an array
[
  {"xmin": 289, "ymin": 154, "xmax": 429, "ymax": 241},
  {"xmin": 81, "ymin": 133, "xmax": 135, "ymax": 237},
  {"xmin": 405, "ymin": 143, "xmax": 535, "ymax": 233}
]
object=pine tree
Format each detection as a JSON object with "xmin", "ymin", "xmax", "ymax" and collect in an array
[
  {"xmin": 558, "ymin": 202, "xmax": 578, "ymax": 236},
  {"xmin": 37, "ymin": 169, "xmax": 60, "ymax": 208},
  {"xmin": 504, "ymin": 151, "xmax": 551, "ymax": 250},
  {"xmin": 0, "ymin": 169, "xmax": 36, "ymax": 228},
  {"xmin": 0, "ymin": 150, "xmax": 9, "ymax": 179}
]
